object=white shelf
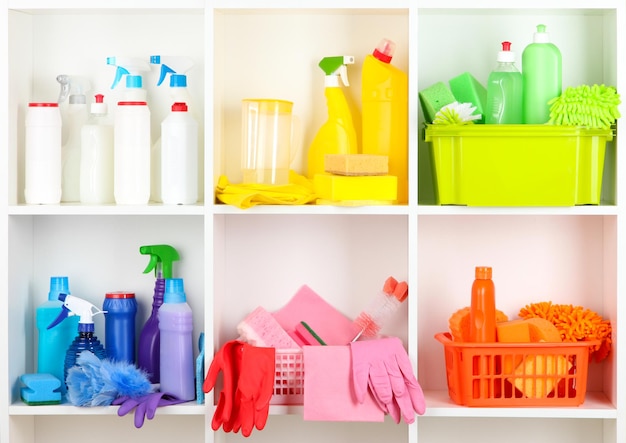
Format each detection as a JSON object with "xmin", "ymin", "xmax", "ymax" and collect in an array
[{"xmin": 2, "ymin": 2, "xmax": 624, "ymax": 443}]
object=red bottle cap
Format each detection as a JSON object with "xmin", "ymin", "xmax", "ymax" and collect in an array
[{"xmin": 105, "ymin": 292, "xmax": 135, "ymax": 299}]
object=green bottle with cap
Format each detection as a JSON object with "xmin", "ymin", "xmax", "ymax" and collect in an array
[{"xmin": 522, "ymin": 24, "xmax": 562, "ymax": 124}]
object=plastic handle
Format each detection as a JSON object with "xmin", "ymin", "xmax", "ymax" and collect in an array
[
  {"xmin": 47, "ymin": 305, "xmax": 70, "ymax": 329},
  {"xmin": 111, "ymin": 66, "xmax": 130, "ymax": 89},
  {"xmin": 157, "ymin": 65, "xmax": 176, "ymax": 86}
]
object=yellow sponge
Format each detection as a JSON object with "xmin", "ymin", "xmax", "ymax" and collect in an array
[
  {"xmin": 510, "ymin": 354, "xmax": 572, "ymax": 398},
  {"xmin": 314, "ymin": 173, "xmax": 397, "ymax": 201},
  {"xmin": 324, "ymin": 154, "xmax": 388, "ymax": 176}
]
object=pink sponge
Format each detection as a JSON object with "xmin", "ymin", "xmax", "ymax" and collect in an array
[{"xmin": 237, "ymin": 306, "xmax": 300, "ymax": 349}]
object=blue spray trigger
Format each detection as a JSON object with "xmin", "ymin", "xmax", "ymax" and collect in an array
[
  {"xmin": 47, "ymin": 303, "xmax": 70, "ymax": 330},
  {"xmin": 111, "ymin": 66, "xmax": 130, "ymax": 89},
  {"xmin": 157, "ymin": 65, "xmax": 176, "ymax": 86}
]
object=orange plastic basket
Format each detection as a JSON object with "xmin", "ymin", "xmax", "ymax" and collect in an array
[{"xmin": 435, "ymin": 332, "xmax": 599, "ymax": 407}]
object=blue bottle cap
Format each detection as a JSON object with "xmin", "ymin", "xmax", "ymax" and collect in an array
[
  {"xmin": 49, "ymin": 276, "xmax": 69, "ymax": 301},
  {"xmin": 164, "ymin": 278, "xmax": 187, "ymax": 303},
  {"xmin": 170, "ymin": 74, "xmax": 187, "ymax": 88},
  {"xmin": 126, "ymin": 75, "xmax": 143, "ymax": 89}
]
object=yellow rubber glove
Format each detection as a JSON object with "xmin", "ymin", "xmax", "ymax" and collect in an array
[{"xmin": 215, "ymin": 171, "xmax": 317, "ymax": 209}]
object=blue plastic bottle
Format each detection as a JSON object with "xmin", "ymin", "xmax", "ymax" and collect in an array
[
  {"xmin": 103, "ymin": 292, "xmax": 137, "ymax": 364},
  {"xmin": 47, "ymin": 293, "xmax": 106, "ymax": 385},
  {"xmin": 159, "ymin": 278, "xmax": 195, "ymax": 401},
  {"xmin": 485, "ymin": 41, "xmax": 523, "ymax": 124},
  {"xmin": 36, "ymin": 276, "xmax": 79, "ymax": 393}
]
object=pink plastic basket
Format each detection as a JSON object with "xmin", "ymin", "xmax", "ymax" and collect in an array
[{"xmin": 271, "ymin": 349, "xmax": 304, "ymax": 405}]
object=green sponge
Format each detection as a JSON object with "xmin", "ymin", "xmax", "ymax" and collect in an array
[
  {"xmin": 449, "ymin": 72, "xmax": 487, "ymax": 124},
  {"xmin": 418, "ymin": 82, "xmax": 456, "ymax": 123}
]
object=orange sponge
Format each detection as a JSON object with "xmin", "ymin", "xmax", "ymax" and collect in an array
[
  {"xmin": 448, "ymin": 307, "xmax": 509, "ymax": 342},
  {"xmin": 525, "ymin": 317, "xmax": 562, "ymax": 343}
]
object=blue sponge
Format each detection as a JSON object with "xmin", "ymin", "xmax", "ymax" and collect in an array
[{"xmin": 20, "ymin": 373, "xmax": 62, "ymax": 405}]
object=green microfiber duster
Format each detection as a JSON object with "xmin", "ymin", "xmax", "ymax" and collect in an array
[
  {"xmin": 548, "ymin": 84, "xmax": 621, "ymax": 129},
  {"xmin": 433, "ymin": 102, "xmax": 480, "ymax": 125}
]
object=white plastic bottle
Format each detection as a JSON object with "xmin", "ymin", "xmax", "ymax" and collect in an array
[
  {"xmin": 161, "ymin": 102, "xmax": 198, "ymax": 205},
  {"xmin": 25, "ymin": 102, "xmax": 62, "ymax": 204},
  {"xmin": 114, "ymin": 101, "xmax": 151, "ymax": 205},
  {"xmin": 80, "ymin": 94, "xmax": 114, "ymax": 204},
  {"xmin": 57, "ymin": 76, "xmax": 89, "ymax": 203}
]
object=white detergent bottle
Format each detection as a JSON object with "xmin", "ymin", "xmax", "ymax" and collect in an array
[
  {"xmin": 107, "ymin": 56, "xmax": 152, "ymax": 204},
  {"xmin": 161, "ymin": 102, "xmax": 198, "ymax": 205},
  {"xmin": 149, "ymin": 56, "xmax": 195, "ymax": 203},
  {"xmin": 114, "ymin": 100, "xmax": 151, "ymax": 205},
  {"xmin": 80, "ymin": 94, "xmax": 114, "ymax": 204},
  {"xmin": 57, "ymin": 75, "xmax": 90, "ymax": 203}
]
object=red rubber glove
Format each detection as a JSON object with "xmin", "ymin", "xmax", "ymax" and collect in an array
[
  {"xmin": 113, "ymin": 392, "xmax": 186, "ymax": 428},
  {"xmin": 350, "ymin": 337, "xmax": 425, "ymax": 424},
  {"xmin": 203, "ymin": 340, "xmax": 244, "ymax": 432},
  {"xmin": 232, "ymin": 344, "xmax": 276, "ymax": 437}
]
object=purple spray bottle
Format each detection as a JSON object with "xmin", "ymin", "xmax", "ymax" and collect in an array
[{"xmin": 138, "ymin": 244, "xmax": 180, "ymax": 383}]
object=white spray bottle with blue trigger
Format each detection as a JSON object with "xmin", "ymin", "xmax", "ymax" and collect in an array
[
  {"xmin": 149, "ymin": 56, "xmax": 196, "ymax": 203},
  {"xmin": 57, "ymin": 75, "xmax": 91, "ymax": 202},
  {"xmin": 47, "ymin": 294, "xmax": 107, "ymax": 386},
  {"xmin": 107, "ymin": 56, "xmax": 152, "ymax": 204},
  {"xmin": 106, "ymin": 56, "xmax": 151, "ymax": 101}
]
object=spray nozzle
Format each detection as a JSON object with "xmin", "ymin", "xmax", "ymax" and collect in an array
[
  {"xmin": 56, "ymin": 75, "xmax": 91, "ymax": 105},
  {"xmin": 47, "ymin": 294, "xmax": 105, "ymax": 332},
  {"xmin": 150, "ymin": 55, "xmax": 194, "ymax": 87},
  {"xmin": 106, "ymin": 56, "xmax": 151, "ymax": 90},
  {"xmin": 140, "ymin": 244, "xmax": 180, "ymax": 279},
  {"xmin": 319, "ymin": 56, "xmax": 354, "ymax": 87}
]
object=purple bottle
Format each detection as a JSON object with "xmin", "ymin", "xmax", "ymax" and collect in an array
[
  {"xmin": 138, "ymin": 244, "xmax": 180, "ymax": 384},
  {"xmin": 159, "ymin": 278, "xmax": 195, "ymax": 401}
]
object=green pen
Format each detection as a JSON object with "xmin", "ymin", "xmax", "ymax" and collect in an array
[{"xmin": 300, "ymin": 321, "xmax": 327, "ymax": 346}]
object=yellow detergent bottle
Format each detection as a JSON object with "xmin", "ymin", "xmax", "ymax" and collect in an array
[
  {"xmin": 307, "ymin": 56, "xmax": 358, "ymax": 179},
  {"xmin": 362, "ymin": 38, "xmax": 408, "ymax": 204}
]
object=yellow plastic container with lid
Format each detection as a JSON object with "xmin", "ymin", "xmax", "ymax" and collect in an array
[
  {"xmin": 424, "ymin": 124, "xmax": 613, "ymax": 206},
  {"xmin": 362, "ymin": 38, "xmax": 409, "ymax": 204}
]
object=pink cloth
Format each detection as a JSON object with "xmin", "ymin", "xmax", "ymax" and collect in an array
[
  {"xmin": 303, "ymin": 346, "xmax": 384, "ymax": 422},
  {"xmin": 272, "ymin": 285, "xmax": 360, "ymax": 346}
]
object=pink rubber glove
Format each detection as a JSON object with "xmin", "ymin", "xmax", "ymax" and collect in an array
[
  {"xmin": 113, "ymin": 392, "xmax": 186, "ymax": 428},
  {"xmin": 350, "ymin": 337, "xmax": 425, "ymax": 424},
  {"xmin": 232, "ymin": 344, "xmax": 276, "ymax": 437},
  {"xmin": 203, "ymin": 340, "xmax": 244, "ymax": 432}
]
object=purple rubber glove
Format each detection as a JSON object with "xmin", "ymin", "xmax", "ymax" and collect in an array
[
  {"xmin": 232, "ymin": 344, "xmax": 275, "ymax": 437},
  {"xmin": 113, "ymin": 392, "xmax": 186, "ymax": 428},
  {"xmin": 350, "ymin": 337, "xmax": 425, "ymax": 424},
  {"xmin": 203, "ymin": 340, "xmax": 244, "ymax": 432}
]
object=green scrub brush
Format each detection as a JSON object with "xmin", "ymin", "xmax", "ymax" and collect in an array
[
  {"xmin": 433, "ymin": 101, "xmax": 481, "ymax": 125},
  {"xmin": 548, "ymin": 84, "xmax": 621, "ymax": 129}
]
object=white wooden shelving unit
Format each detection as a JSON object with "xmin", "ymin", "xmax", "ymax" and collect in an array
[{"xmin": 1, "ymin": 1, "xmax": 623, "ymax": 442}]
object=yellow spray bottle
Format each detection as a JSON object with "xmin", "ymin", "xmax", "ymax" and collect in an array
[
  {"xmin": 362, "ymin": 38, "xmax": 408, "ymax": 204},
  {"xmin": 307, "ymin": 56, "xmax": 358, "ymax": 179}
]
